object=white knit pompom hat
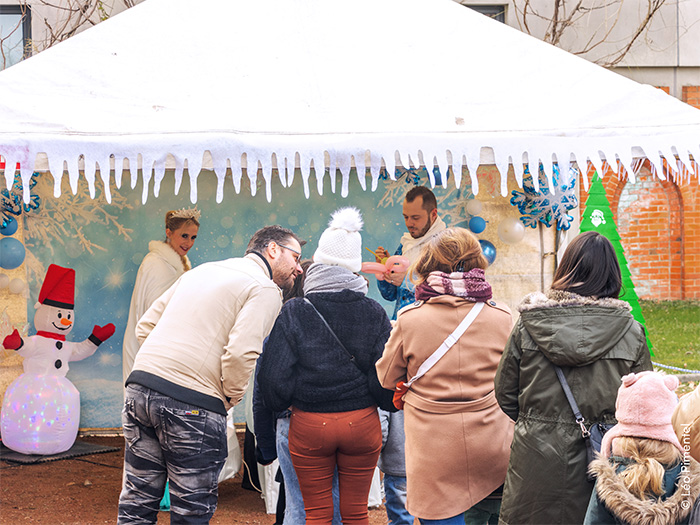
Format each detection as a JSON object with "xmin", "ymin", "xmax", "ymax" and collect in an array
[{"xmin": 313, "ymin": 207, "xmax": 364, "ymax": 272}]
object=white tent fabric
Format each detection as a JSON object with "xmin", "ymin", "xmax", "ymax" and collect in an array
[{"xmin": 0, "ymin": 0, "xmax": 699, "ymax": 204}]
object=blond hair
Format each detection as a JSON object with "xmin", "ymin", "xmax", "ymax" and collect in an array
[
  {"xmin": 165, "ymin": 210, "xmax": 200, "ymax": 232},
  {"xmin": 612, "ymin": 437, "xmax": 682, "ymax": 499},
  {"xmin": 410, "ymin": 227, "xmax": 487, "ymax": 286}
]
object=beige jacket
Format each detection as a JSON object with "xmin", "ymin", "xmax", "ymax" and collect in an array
[
  {"xmin": 673, "ymin": 384, "xmax": 700, "ymax": 462},
  {"xmin": 132, "ymin": 253, "xmax": 282, "ymax": 411},
  {"xmin": 376, "ymin": 295, "xmax": 514, "ymax": 519}
]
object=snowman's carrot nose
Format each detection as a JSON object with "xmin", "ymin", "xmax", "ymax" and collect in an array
[{"xmin": 60, "ymin": 318, "xmax": 72, "ymax": 326}]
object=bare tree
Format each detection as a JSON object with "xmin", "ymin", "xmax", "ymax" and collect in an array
[
  {"xmin": 1, "ymin": 1, "xmax": 137, "ymax": 70},
  {"xmin": 512, "ymin": 0, "xmax": 668, "ymax": 67},
  {"xmin": 4, "ymin": 1, "xmax": 672, "ymax": 70},
  {"xmin": 0, "ymin": 4, "xmax": 29, "ymax": 70}
]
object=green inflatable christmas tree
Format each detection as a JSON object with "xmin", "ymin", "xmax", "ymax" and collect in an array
[{"xmin": 580, "ymin": 173, "xmax": 653, "ymax": 354}]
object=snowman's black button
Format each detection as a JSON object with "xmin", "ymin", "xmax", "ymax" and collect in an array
[
  {"xmin": 56, "ymin": 341, "xmax": 63, "ymax": 350},
  {"xmin": 54, "ymin": 359, "xmax": 62, "ymax": 369}
]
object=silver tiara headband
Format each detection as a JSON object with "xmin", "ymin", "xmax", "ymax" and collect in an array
[{"xmin": 170, "ymin": 206, "xmax": 201, "ymax": 221}]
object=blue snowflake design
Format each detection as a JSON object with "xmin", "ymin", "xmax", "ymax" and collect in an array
[
  {"xmin": 1, "ymin": 173, "xmax": 41, "ymax": 228},
  {"xmin": 510, "ymin": 163, "xmax": 578, "ymax": 231},
  {"xmin": 378, "ymin": 166, "xmax": 423, "ymax": 185}
]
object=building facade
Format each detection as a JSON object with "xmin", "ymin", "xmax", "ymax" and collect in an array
[{"xmin": 461, "ymin": 1, "xmax": 700, "ymax": 300}]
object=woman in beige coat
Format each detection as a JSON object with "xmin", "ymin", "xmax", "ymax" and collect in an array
[
  {"xmin": 376, "ymin": 227, "xmax": 514, "ymax": 525},
  {"xmin": 672, "ymin": 382, "xmax": 700, "ymax": 462}
]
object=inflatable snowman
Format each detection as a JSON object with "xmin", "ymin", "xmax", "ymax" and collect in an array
[{"xmin": 1, "ymin": 264, "xmax": 115, "ymax": 455}]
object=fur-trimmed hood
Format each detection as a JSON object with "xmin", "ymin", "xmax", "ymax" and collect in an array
[
  {"xmin": 589, "ymin": 456, "xmax": 700, "ymax": 525},
  {"xmin": 518, "ymin": 290, "xmax": 632, "ymax": 313},
  {"xmin": 516, "ymin": 290, "xmax": 639, "ymax": 367}
]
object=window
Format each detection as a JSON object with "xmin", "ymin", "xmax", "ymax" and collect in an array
[
  {"xmin": 464, "ymin": 4, "xmax": 506, "ymax": 23},
  {"xmin": 0, "ymin": 5, "xmax": 31, "ymax": 70}
]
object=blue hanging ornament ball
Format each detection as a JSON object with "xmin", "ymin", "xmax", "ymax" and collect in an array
[
  {"xmin": 0, "ymin": 218, "xmax": 18, "ymax": 236},
  {"xmin": 479, "ymin": 239, "xmax": 497, "ymax": 265},
  {"xmin": 469, "ymin": 216, "xmax": 487, "ymax": 234},
  {"xmin": 0, "ymin": 237, "xmax": 26, "ymax": 269}
]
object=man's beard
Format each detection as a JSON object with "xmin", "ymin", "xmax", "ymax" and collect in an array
[
  {"xmin": 272, "ymin": 262, "xmax": 295, "ymax": 292},
  {"xmin": 411, "ymin": 215, "xmax": 433, "ymax": 239},
  {"xmin": 278, "ymin": 273, "xmax": 295, "ymax": 292}
]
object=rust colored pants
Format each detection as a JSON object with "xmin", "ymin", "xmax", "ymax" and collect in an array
[{"xmin": 289, "ymin": 407, "xmax": 382, "ymax": 524}]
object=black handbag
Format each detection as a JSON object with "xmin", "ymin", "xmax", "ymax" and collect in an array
[
  {"xmin": 552, "ymin": 365, "xmax": 615, "ymax": 481},
  {"xmin": 304, "ymin": 298, "xmax": 398, "ymax": 413},
  {"xmin": 587, "ymin": 421, "xmax": 614, "ymax": 462}
]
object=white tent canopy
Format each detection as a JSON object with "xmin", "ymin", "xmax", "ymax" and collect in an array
[{"xmin": 1, "ymin": 0, "xmax": 699, "ymax": 203}]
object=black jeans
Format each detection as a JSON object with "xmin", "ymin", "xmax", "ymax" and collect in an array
[{"xmin": 117, "ymin": 384, "xmax": 227, "ymax": 524}]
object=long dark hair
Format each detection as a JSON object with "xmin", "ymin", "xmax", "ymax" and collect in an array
[
  {"xmin": 551, "ymin": 231, "xmax": 621, "ymax": 299},
  {"xmin": 283, "ymin": 260, "xmax": 312, "ymax": 302}
]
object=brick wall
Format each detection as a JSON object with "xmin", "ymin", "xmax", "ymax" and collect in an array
[
  {"xmin": 577, "ymin": 86, "xmax": 700, "ymax": 300},
  {"xmin": 580, "ymin": 161, "xmax": 699, "ymax": 300},
  {"xmin": 683, "ymin": 86, "xmax": 700, "ymax": 108},
  {"xmin": 678, "ymin": 183, "xmax": 700, "ymax": 299},
  {"xmin": 615, "ymin": 166, "xmax": 683, "ymax": 299},
  {"xmin": 680, "ymin": 88, "xmax": 700, "ymax": 298}
]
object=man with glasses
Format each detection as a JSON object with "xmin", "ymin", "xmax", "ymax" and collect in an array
[{"xmin": 118, "ymin": 225, "xmax": 304, "ymax": 524}]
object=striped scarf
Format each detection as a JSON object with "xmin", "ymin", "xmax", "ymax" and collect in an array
[{"xmin": 415, "ymin": 268, "xmax": 492, "ymax": 302}]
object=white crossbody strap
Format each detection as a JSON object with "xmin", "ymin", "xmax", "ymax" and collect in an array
[{"xmin": 405, "ymin": 302, "xmax": 485, "ymax": 388}]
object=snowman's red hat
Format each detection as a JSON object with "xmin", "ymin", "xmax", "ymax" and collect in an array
[{"xmin": 39, "ymin": 264, "xmax": 75, "ymax": 309}]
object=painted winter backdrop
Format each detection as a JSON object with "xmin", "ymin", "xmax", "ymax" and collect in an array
[{"xmin": 11, "ymin": 167, "xmax": 480, "ymax": 428}]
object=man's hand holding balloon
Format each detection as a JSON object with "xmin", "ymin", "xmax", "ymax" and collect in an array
[{"xmin": 361, "ymin": 248, "xmax": 410, "ymax": 284}]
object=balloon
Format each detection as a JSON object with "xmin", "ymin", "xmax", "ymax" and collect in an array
[
  {"xmin": 0, "ymin": 237, "xmax": 25, "ymax": 270},
  {"xmin": 479, "ymin": 240, "xmax": 497, "ymax": 265},
  {"xmin": 385, "ymin": 255, "xmax": 410, "ymax": 272},
  {"xmin": 466, "ymin": 199, "xmax": 483, "ymax": 215},
  {"xmin": 361, "ymin": 255, "xmax": 410, "ymax": 281},
  {"xmin": 9, "ymin": 278, "xmax": 25, "ymax": 294},
  {"xmin": 0, "ymin": 273, "xmax": 9, "ymax": 289},
  {"xmin": 469, "ymin": 216, "xmax": 487, "ymax": 234},
  {"xmin": 0, "ymin": 219, "xmax": 18, "ymax": 236},
  {"xmin": 361, "ymin": 262, "xmax": 389, "ymax": 280},
  {"xmin": 498, "ymin": 217, "xmax": 526, "ymax": 244}
]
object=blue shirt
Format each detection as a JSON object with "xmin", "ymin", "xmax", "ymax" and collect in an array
[{"xmin": 376, "ymin": 244, "xmax": 416, "ymax": 320}]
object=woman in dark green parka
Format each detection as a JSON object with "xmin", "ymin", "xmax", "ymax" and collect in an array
[{"xmin": 494, "ymin": 231, "xmax": 653, "ymax": 525}]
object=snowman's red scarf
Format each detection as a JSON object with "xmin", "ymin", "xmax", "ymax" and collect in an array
[{"xmin": 36, "ymin": 331, "xmax": 66, "ymax": 341}]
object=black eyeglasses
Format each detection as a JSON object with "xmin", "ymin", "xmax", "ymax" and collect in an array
[{"xmin": 271, "ymin": 242, "xmax": 302, "ymax": 264}]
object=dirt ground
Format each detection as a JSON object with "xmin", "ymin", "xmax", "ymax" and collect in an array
[{"xmin": 0, "ymin": 434, "xmax": 390, "ymax": 524}]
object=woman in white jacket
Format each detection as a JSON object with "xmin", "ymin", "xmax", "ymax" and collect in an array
[{"xmin": 122, "ymin": 207, "xmax": 200, "ymax": 384}]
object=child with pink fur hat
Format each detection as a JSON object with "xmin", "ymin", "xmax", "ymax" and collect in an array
[{"xmin": 584, "ymin": 371, "xmax": 700, "ymax": 525}]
